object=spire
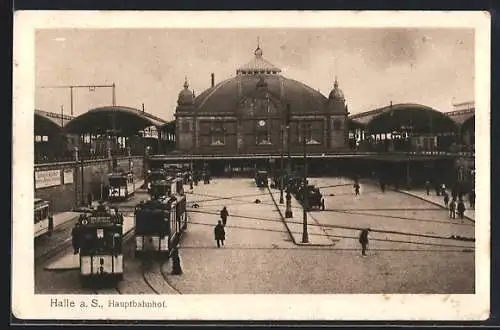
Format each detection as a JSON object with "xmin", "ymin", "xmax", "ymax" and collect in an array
[
  {"xmin": 334, "ymin": 75, "xmax": 339, "ymax": 89},
  {"xmin": 183, "ymin": 76, "xmax": 189, "ymax": 89},
  {"xmin": 254, "ymin": 36, "xmax": 263, "ymax": 58}
]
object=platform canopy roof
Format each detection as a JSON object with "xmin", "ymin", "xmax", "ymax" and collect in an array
[
  {"xmin": 445, "ymin": 107, "xmax": 475, "ymax": 127},
  {"xmin": 63, "ymin": 106, "xmax": 169, "ymax": 135},
  {"xmin": 349, "ymin": 103, "xmax": 458, "ymax": 134},
  {"xmin": 159, "ymin": 120, "xmax": 176, "ymax": 132},
  {"xmin": 34, "ymin": 109, "xmax": 74, "ymax": 135}
]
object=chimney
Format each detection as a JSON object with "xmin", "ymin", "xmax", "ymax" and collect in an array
[{"xmin": 211, "ymin": 73, "xmax": 215, "ymax": 88}]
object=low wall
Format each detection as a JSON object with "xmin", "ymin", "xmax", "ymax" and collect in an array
[{"xmin": 34, "ymin": 156, "xmax": 144, "ymax": 213}]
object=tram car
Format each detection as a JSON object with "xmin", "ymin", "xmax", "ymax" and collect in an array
[
  {"xmin": 255, "ymin": 170, "xmax": 269, "ymax": 188},
  {"xmin": 34, "ymin": 198, "xmax": 53, "ymax": 238},
  {"xmin": 147, "ymin": 168, "xmax": 167, "ymax": 193},
  {"xmin": 108, "ymin": 172, "xmax": 135, "ymax": 201},
  {"xmin": 134, "ymin": 178, "xmax": 187, "ymax": 256},
  {"xmin": 149, "ymin": 177, "xmax": 173, "ymax": 199},
  {"xmin": 78, "ymin": 201, "xmax": 124, "ymax": 281}
]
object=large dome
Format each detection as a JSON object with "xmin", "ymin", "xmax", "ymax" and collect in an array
[{"xmin": 194, "ymin": 74, "xmax": 328, "ymax": 114}]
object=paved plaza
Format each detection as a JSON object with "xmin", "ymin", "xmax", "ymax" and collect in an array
[
  {"xmin": 166, "ymin": 177, "xmax": 475, "ymax": 294},
  {"xmin": 34, "ymin": 177, "xmax": 475, "ymax": 294}
]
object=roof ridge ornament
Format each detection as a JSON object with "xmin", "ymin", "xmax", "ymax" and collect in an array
[
  {"xmin": 255, "ymin": 37, "xmax": 263, "ymax": 58},
  {"xmin": 184, "ymin": 76, "xmax": 189, "ymax": 89}
]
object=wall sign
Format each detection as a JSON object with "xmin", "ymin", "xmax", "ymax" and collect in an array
[
  {"xmin": 35, "ymin": 169, "xmax": 61, "ymax": 189},
  {"xmin": 63, "ymin": 169, "xmax": 74, "ymax": 184}
]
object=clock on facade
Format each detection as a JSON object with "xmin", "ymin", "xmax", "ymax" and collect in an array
[{"xmin": 259, "ymin": 120, "xmax": 266, "ymax": 127}]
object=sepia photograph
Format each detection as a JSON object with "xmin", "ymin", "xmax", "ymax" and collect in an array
[{"xmin": 12, "ymin": 10, "xmax": 490, "ymax": 320}]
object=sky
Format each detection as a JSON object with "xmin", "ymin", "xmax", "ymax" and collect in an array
[{"xmin": 35, "ymin": 28, "xmax": 474, "ymax": 121}]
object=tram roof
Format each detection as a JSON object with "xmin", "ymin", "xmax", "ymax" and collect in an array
[
  {"xmin": 348, "ymin": 103, "xmax": 458, "ymax": 134},
  {"xmin": 63, "ymin": 106, "xmax": 170, "ymax": 135}
]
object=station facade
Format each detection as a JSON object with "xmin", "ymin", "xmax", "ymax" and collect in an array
[{"xmin": 175, "ymin": 45, "xmax": 349, "ymax": 155}]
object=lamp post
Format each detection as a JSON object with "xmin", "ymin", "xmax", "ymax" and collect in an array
[
  {"xmin": 284, "ymin": 104, "xmax": 293, "ymax": 218},
  {"xmin": 279, "ymin": 124, "xmax": 284, "ymax": 204},
  {"xmin": 301, "ymin": 122, "xmax": 309, "ymax": 243}
]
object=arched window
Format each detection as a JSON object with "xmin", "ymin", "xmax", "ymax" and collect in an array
[{"xmin": 210, "ymin": 122, "xmax": 225, "ymax": 145}]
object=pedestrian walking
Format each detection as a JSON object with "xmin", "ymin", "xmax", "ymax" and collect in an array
[
  {"xmin": 434, "ymin": 184, "xmax": 441, "ymax": 196},
  {"xmin": 469, "ymin": 190, "xmax": 475, "ymax": 209},
  {"xmin": 220, "ymin": 206, "xmax": 229, "ymax": 226},
  {"xmin": 321, "ymin": 197, "xmax": 325, "ymax": 211},
  {"xmin": 214, "ymin": 220, "xmax": 225, "ymax": 248},
  {"xmin": 171, "ymin": 248, "xmax": 183, "ymax": 275},
  {"xmin": 457, "ymin": 199, "xmax": 466, "ymax": 220},
  {"xmin": 380, "ymin": 179, "xmax": 386, "ymax": 193},
  {"xmin": 441, "ymin": 183, "xmax": 447, "ymax": 197},
  {"xmin": 359, "ymin": 228, "xmax": 370, "ymax": 256},
  {"xmin": 449, "ymin": 199, "xmax": 456, "ymax": 219},
  {"xmin": 48, "ymin": 214, "xmax": 54, "ymax": 237},
  {"xmin": 451, "ymin": 186, "xmax": 458, "ymax": 201},
  {"xmin": 443, "ymin": 193, "xmax": 449, "ymax": 208},
  {"xmin": 353, "ymin": 182, "xmax": 360, "ymax": 196},
  {"xmin": 425, "ymin": 180, "xmax": 431, "ymax": 196},
  {"xmin": 71, "ymin": 223, "xmax": 81, "ymax": 254}
]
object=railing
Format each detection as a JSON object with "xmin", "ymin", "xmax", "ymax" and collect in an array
[{"xmin": 148, "ymin": 150, "xmax": 475, "ymax": 159}]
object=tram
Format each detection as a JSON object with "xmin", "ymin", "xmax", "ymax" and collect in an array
[
  {"xmin": 134, "ymin": 178, "xmax": 187, "ymax": 256},
  {"xmin": 147, "ymin": 168, "xmax": 167, "ymax": 193},
  {"xmin": 78, "ymin": 201, "xmax": 124, "ymax": 282},
  {"xmin": 34, "ymin": 198, "xmax": 53, "ymax": 238},
  {"xmin": 108, "ymin": 172, "xmax": 135, "ymax": 201}
]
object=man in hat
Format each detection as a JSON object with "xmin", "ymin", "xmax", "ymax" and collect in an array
[{"xmin": 359, "ymin": 228, "xmax": 370, "ymax": 256}]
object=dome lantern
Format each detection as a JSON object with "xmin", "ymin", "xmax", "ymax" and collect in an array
[
  {"xmin": 329, "ymin": 76, "xmax": 345, "ymax": 102},
  {"xmin": 177, "ymin": 76, "xmax": 195, "ymax": 106},
  {"xmin": 236, "ymin": 38, "xmax": 282, "ymax": 76}
]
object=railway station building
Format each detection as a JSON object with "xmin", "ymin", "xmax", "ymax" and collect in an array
[{"xmin": 174, "ymin": 45, "xmax": 350, "ymax": 155}]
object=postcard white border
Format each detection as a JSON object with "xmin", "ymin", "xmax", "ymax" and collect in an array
[{"xmin": 12, "ymin": 10, "xmax": 491, "ymax": 321}]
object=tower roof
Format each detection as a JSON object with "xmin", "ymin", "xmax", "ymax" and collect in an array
[{"xmin": 236, "ymin": 42, "xmax": 282, "ymax": 75}]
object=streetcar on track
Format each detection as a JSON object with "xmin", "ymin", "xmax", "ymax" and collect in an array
[
  {"xmin": 34, "ymin": 198, "xmax": 53, "ymax": 238},
  {"xmin": 146, "ymin": 168, "xmax": 167, "ymax": 193},
  {"xmin": 108, "ymin": 172, "xmax": 135, "ymax": 201},
  {"xmin": 134, "ymin": 178, "xmax": 187, "ymax": 257},
  {"xmin": 78, "ymin": 201, "xmax": 124, "ymax": 282}
]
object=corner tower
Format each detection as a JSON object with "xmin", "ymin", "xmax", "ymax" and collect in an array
[
  {"xmin": 327, "ymin": 76, "xmax": 349, "ymax": 149},
  {"xmin": 175, "ymin": 77, "xmax": 196, "ymax": 151}
]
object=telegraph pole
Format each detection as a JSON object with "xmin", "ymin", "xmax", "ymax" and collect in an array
[
  {"xmin": 37, "ymin": 83, "xmax": 117, "ymax": 116},
  {"xmin": 301, "ymin": 122, "xmax": 309, "ymax": 244},
  {"xmin": 60, "ymin": 105, "xmax": 64, "ymax": 127}
]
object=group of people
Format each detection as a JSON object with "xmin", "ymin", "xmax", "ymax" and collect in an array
[
  {"xmin": 214, "ymin": 206, "xmax": 229, "ymax": 248},
  {"xmin": 424, "ymin": 180, "xmax": 475, "ymax": 220}
]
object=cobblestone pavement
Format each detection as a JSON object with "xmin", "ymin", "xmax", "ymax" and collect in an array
[
  {"xmin": 166, "ymin": 178, "xmax": 474, "ymax": 294},
  {"xmin": 34, "ymin": 178, "xmax": 475, "ymax": 294}
]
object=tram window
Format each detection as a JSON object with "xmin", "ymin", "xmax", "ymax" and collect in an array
[
  {"xmin": 34, "ymin": 210, "xmax": 41, "ymax": 223},
  {"xmin": 97, "ymin": 228, "xmax": 104, "ymax": 239},
  {"xmin": 41, "ymin": 207, "xmax": 48, "ymax": 221}
]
